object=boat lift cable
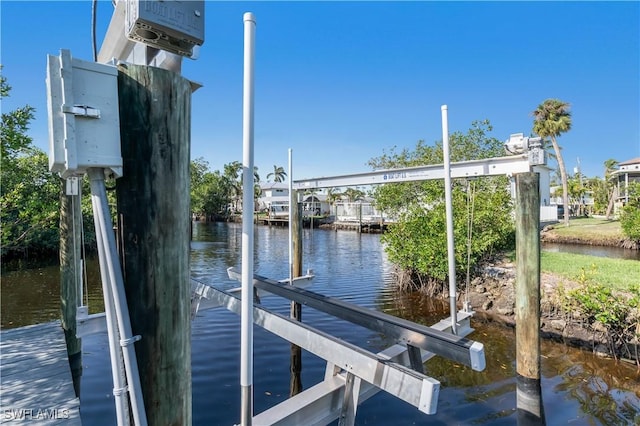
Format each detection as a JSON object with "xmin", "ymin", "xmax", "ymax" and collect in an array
[{"xmin": 464, "ymin": 179, "xmax": 476, "ymax": 312}]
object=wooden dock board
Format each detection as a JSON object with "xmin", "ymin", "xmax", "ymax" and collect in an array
[{"xmin": 1, "ymin": 321, "xmax": 81, "ymax": 424}]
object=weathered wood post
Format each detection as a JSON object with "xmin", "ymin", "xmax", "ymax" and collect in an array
[
  {"xmin": 515, "ymin": 172, "xmax": 546, "ymax": 425},
  {"xmin": 59, "ymin": 177, "xmax": 82, "ymax": 397},
  {"xmin": 290, "ymin": 190, "xmax": 303, "ymax": 396},
  {"xmin": 115, "ymin": 63, "xmax": 192, "ymax": 425}
]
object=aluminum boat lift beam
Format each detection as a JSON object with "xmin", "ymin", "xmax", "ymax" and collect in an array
[
  {"xmin": 226, "ymin": 268, "xmax": 484, "ymax": 372},
  {"xmin": 191, "ymin": 270, "xmax": 486, "ymax": 425},
  {"xmin": 292, "ymin": 153, "xmax": 532, "ymax": 190}
]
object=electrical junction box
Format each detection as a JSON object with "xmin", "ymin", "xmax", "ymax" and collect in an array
[
  {"xmin": 126, "ymin": 0, "xmax": 205, "ymax": 58},
  {"xmin": 46, "ymin": 49, "xmax": 123, "ymax": 178}
]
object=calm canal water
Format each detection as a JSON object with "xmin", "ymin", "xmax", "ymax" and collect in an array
[
  {"xmin": 542, "ymin": 242, "xmax": 640, "ymax": 261},
  {"xmin": 2, "ymin": 222, "xmax": 639, "ymax": 425}
]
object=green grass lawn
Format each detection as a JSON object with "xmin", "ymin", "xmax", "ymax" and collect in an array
[
  {"xmin": 549, "ymin": 217, "xmax": 624, "ymax": 240},
  {"xmin": 541, "ymin": 251, "xmax": 640, "ymax": 292}
]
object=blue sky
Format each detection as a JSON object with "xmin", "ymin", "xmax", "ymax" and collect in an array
[{"xmin": 2, "ymin": 1, "xmax": 639, "ymax": 180}]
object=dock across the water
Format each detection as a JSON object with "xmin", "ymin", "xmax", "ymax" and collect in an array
[{"xmin": 0, "ymin": 321, "xmax": 81, "ymax": 424}]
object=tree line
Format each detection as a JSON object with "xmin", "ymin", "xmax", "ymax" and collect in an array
[{"xmin": 2, "ymin": 71, "xmax": 638, "ymax": 263}]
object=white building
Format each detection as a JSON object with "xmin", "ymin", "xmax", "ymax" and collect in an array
[
  {"xmin": 611, "ymin": 157, "xmax": 640, "ymax": 211},
  {"xmin": 257, "ymin": 182, "xmax": 289, "ymax": 215}
]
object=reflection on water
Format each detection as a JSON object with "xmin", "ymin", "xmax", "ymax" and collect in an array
[
  {"xmin": 2, "ymin": 222, "xmax": 639, "ymax": 425},
  {"xmin": 381, "ymin": 291, "xmax": 640, "ymax": 425},
  {"xmin": 1, "ymin": 258, "xmax": 104, "ymax": 329}
]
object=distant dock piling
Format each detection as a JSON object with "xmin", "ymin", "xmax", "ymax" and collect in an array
[{"xmin": 290, "ymin": 191, "xmax": 303, "ymax": 396}]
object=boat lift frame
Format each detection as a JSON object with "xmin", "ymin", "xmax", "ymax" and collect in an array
[
  {"xmin": 191, "ymin": 274, "xmax": 482, "ymax": 425},
  {"xmin": 75, "ymin": 145, "xmax": 543, "ymax": 425}
]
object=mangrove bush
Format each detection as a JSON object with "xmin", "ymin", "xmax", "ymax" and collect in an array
[{"xmin": 369, "ymin": 120, "xmax": 515, "ymax": 292}]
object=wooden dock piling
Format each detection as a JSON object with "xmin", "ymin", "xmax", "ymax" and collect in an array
[
  {"xmin": 115, "ymin": 63, "xmax": 192, "ymax": 425},
  {"xmin": 290, "ymin": 191, "xmax": 303, "ymax": 396},
  {"xmin": 515, "ymin": 172, "xmax": 546, "ymax": 425},
  {"xmin": 59, "ymin": 178, "xmax": 82, "ymax": 397}
]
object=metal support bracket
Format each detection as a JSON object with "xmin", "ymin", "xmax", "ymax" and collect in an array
[
  {"xmin": 112, "ymin": 385, "xmax": 129, "ymax": 396},
  {"xmin": 62, "ymin": 104, "xmax": 101, "ymax": 118},
  {"xmin": 120, "ymin": 335, "xmax": 142, "ymax": 346},
  {"xmin": 338, "ymin": 373, "xmax": 361, "ymax": 426},
  {"xmin": 407, "ymin": 344, "xmax": 425, "ymax": 374}
]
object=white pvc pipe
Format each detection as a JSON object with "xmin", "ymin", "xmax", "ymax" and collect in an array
[
  {"xmin": 441, "ymin": 106, "xmax": 458, "ymax": 335},
  {"xmin": 88, "ymin": 168, "xmax": 148, "ymax": 426},
  {"xmin": 91, "ymin": 192, "xmax": 129, "ymax": 425},
  {"xmin": 240, "ymin": 12, "xmax": 256, "ymax": 426},
  {"xmin": 288, "ymin": 148, "xmax": 293, "ymax": 286}
]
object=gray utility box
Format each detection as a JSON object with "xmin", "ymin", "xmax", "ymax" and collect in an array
[
  {"xmin": 126, "ymin": 0, "xmax": 205, "ymax": 57},
  {"xmin": 46, "ymin": 49, "xmax": 123, "ymax": 178}
]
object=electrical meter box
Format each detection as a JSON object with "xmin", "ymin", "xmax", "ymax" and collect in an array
[
  {"xmin": 46, "ymin": 49, "xmax": 123, "ymax": 178},
  {"xmin": 126, "ymin": 0, "xmax": 205, "ymax": 58}
]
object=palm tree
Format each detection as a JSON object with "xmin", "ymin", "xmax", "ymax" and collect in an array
[
  {"xmin": 532, "ymin": 99, "xmax": 572, "ymax": 225},
  {"xmin": 326, "ymin": 187, "xmax": 342, "ymax": 218},
  {"xmin": 223, "ymin": 161, "xmax": 242, "ymax": 212},
  {"xmin": 266, "ymin": 165, "xmax": 287, "ymax": 183},
  {"xmin": 603, "ymin": 158, "xmax": 619, "ymax": 219},
  {"xmin": 343, "ymin": 187, "xmax": 365, "ymax": 203},
  {"xmin": 326, "ymin": 187, "xmax": 342, "ymax": 204}
]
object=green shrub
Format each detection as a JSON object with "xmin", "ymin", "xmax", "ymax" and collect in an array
[
  {"xmin": 371, "ymin": 120, "xmax": 515, "ymax": 291},
  {"xmin": 620, "ymin": 182, "xmax": 640, "ymax": 241},
  {"xmin": 569, "ymin": 265, "xmax": 631, "ymax": 328}
]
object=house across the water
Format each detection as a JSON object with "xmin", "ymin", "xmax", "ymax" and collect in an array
[{"xmin": 611, "ymin": 157, "xmax": 640, "ymax": 214}]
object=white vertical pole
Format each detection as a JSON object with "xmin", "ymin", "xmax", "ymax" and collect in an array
[
  {"xmin": 241, "ymin": 11, "xmax": 256, "ymax": 426},
  {"xmin": 441, "ymin": 105, "xmax": 458, "ymax": 335},
  {"xmin": 288, "ymin": 148, "xmax": 293, "ymax": 286},
  {"xmin": 90, "ymin": 195, "xmax": 129, "ymax": 426}
]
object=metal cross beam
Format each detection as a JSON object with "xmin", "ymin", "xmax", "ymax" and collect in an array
[
  {"xmin": 227, "ymin": 268, "xmax": 485, "ymax": 371},
  {"xmin": 193, "ymin": 282, "xmax": 441, "ymax": 415},
  {"xmin": 293, "ymin": 154, "xmax": 531, "ymax": 190},
  {"xmin": 253, "ymin": 318, "xmax": 474, "ymax": 426}
]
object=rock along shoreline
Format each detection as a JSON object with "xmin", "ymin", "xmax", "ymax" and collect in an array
[{"xmin": 459, "ymin": 260, "xmax": 639, "ymax": 366}]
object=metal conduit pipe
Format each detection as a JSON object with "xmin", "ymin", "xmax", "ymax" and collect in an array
[
  {"xmin": 88, "ymin": 168, "xmax": 148, "ymax": 426},
  {"xmin": 91, "ymin": 190, "xmax": 129, "ymax": 425}
]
